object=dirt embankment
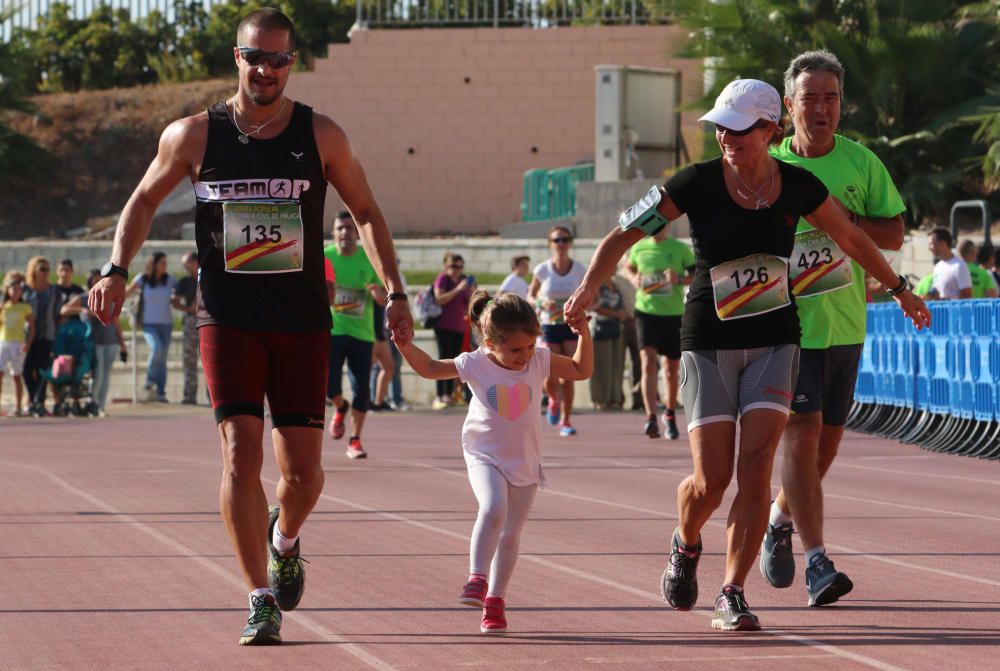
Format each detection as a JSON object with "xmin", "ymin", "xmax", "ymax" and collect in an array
[{"xmin": 2, "ymin": 79, "xmax": 236, "ymax": 240}]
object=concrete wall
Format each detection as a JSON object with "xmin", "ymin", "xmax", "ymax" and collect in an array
[
  {"xmin": 575, "ymin": 179, "xmax": 690, "ymax": 239},
  {"xmin": 284, "ymin": 25, "xmax": 702, "ymax": 234}
]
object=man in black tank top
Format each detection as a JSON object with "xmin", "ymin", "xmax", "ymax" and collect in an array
[{"xmin": 88, "ymin": 8, "xmax": 413, "ymax": 646}]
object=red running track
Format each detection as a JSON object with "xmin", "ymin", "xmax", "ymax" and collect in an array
[{"xmin": 1, "ymin": 406, "xmax": 998, "ymax": 670}]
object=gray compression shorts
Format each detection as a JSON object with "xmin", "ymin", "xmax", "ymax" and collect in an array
[{"xmin": 679, "ymin": 345, "xmax": 800, "ymax": 432}]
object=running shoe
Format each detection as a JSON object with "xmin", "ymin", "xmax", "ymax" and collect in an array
[
  {"xmin": 266, "ymin": 504, "xmax": 306, "ymax": 611},
  {"xmin": 805, "ymin": 554, "xmax": 853, "ymax": 607},
  {"xmin": 759, "ymin": 521, "xmax": 796, "ymax": 588},
  {"xmin": 644, "ymin": 415, "xmax": 660, "ymax": 439},
  {"xmin": 546, "ymin": 400, "xmax": 560, "ymax": 425},
  {"xmin": 431, "ymin": 398, "xmax": 450, "ymax": 410},
  {"xmin": 346, "ymin": 437, "xmax": 368, "ymax": 459},
  {"xmin": 388, "ymin": 400, "xmax": 412, "ymax": 411},
  {"xmin": 559, "ymin": 423, "xmax": 577, "ymax": 437},
  {"xmin": 711, "ymin": 586, "xmax": 760, "ymax": 631},
  {"xmin": 329, "ymin": 402, "xmax": 348, "ymax": 439},
  {"xmin": 480, "ymin": 595, "xmax": 507, "ymax": 634},
  {"xmin": 238, "ymin": 592, "xmax": 282, "ymax": 645},
  {"xmin": 664, "ymin": 414, "xmax": 680, "ymax": 440},
  {"xmin": 660, "ymin": 528, "xmax": 700, "ymax": 610},
  {"xmin": 460, "ymin": 575, "xmax": 488, "ymax": 607}
]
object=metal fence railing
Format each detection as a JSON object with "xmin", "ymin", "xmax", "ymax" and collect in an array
[
  {"xmin": 356, "ymin": 0, "xmax": 666, "ymax": 28},
  {"xmin": 521, "ymin": 163, "xmax": 595, "ymax": 223}
]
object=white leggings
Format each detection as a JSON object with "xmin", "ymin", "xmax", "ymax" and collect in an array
[{"xmin": 467, "ymin": 463, "xmax": 538, "ymax": 598}]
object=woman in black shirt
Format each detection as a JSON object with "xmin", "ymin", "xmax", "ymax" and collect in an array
[{"xmin": 565, "ymin": 79, "xmax": 928, "ymax": 632}]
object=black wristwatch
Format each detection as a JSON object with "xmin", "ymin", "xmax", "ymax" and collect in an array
[
  {"xmin": 885, "ymin": 274, "xmax": 909, "ymax": 297},
  {"xmin": 386, "ymin": 292, "xmax": 408, "ymax": 303},
  {"xmin": 100, "ymin": 261, "xmax": 129, "ymax": 280}
]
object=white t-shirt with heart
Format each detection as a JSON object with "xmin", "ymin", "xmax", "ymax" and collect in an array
[{"xmin": 454, "ymin": 346, "xmax": 551, "ymax": 486}]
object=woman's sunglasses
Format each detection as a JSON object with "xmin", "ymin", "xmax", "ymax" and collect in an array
[
  {"xmin": 550, "ymin": 236, "xmax": 573, "ymax": 244},
  {"xmin": 715, "ymin": 120, "xmax": 768, "ymax": 136},
  {"xmin": 238, "ymin": 47, "xmax": 296, "ymax": 69}
]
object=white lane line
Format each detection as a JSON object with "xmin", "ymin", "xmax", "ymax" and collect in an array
[
  {"xmin": 372, "ymin": 458, "xmax": 908, "ymax": 671},
  {"xmin": 0, "ymin": 458, "xmax": 398, "ymax": 671},
  {"xmin": 835, "ymin": 461, "xmax": 1000, "ymax": 487}
]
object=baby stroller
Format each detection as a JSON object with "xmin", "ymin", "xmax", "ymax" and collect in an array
[{"xmin": 43, "ymin": 319, "xmax": 100, "ymax": 417}]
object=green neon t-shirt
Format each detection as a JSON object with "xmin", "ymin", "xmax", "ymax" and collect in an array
[
  {"xmin": 324, "ymin": 245, "xmax": 379, "ymax": 342},
  {"xmin": 627, "ymin": 237, "xmax": 695, "ymax": 316},
  {"xmin": 968, "ymin": 263, "xmax": 996, "ymax": 299},
  {"xmin": 913, "ymin": 274, "xmax": 934, "ymax": 297},
  {"xmin": 770, "ymin": 135, "xmax": 905, "ymax": 349}
]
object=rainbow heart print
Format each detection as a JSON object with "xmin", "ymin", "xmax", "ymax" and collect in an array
[{"xmin": 487, "ymin": 383, "xmax": 532, "ymax": 421}]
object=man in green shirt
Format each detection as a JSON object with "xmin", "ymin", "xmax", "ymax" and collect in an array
[
  {"xmin": 325, "ymin": 212, "xmax": 386, "ymax": 459},
  {"xmin": 958, "ymin": 240, "xmax": 998, "ymax": 298},
  {"xmin": 624, "ymin": 223, "xmax": 695, "ymax": 440},
  {"xmin": 761, "ymin": 50, "xmax": 906, "ymax": 607}
]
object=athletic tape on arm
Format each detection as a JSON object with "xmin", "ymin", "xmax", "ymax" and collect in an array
[{"xmin": 619, "ymin": 186, "xmax": 669, "ymax": 236}]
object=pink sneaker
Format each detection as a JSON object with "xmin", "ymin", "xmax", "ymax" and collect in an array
[
  {"xmin": 480, "ymin": 595, "xmax": 507, "ymax": 634},
  {"xmin": 459, "ymin": 576, "xmax": 488, "ymax": 607},
  {"xmin": 329, "ymin": 403, "xmax": 347, "ymax": 440}
]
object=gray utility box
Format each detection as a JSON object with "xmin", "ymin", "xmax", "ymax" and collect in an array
[{"xmin": 595, "ymin": 65, "xmax": 682, "ymax": 183}]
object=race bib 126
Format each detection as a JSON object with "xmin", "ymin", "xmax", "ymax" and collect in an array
[
  {"xmin": 710, "ymin": 254, "xmax": 790, "ymax": 321},
  {"xmin": 790, "ymin": 229, "xmax": 853, "ymax": 297},
  {"xmin": 223, "ymin": 202, "xmax": 304, "ymax": 273}
]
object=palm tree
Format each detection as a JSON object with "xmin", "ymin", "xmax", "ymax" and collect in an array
[{"xmin": 673, "ymin": 0, "xmax": 1000, "ymax": 225}]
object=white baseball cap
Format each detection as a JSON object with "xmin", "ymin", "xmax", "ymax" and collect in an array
[{"xmin": 699, "ymin": 79, "xmax": 782, "ymax": 131}]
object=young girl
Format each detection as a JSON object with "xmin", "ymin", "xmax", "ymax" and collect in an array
[
  {"xmin": 395, "ymin": 290, "xmax": 593, "ymax": 634},
  {"xmin": 0, "ymin": 272, "xmax": 36, "ymax": 416}
]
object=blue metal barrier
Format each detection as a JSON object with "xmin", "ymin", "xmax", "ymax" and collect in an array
[{"xmin": 846, "ymin": 299, "xmax": 1000, "ymax": 459}]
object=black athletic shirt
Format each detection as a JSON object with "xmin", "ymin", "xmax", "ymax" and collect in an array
[
  {"xmin": 665, "ymin": 157, "xmax": 828, "ymax": 351},
  {"xmin": 193, "ymin": 101, "xmax": 331, "ymax": 332}
]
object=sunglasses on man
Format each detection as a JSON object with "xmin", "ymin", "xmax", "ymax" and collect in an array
[
  {"xmin": 238, "ymin": 47, "xmax": 297, "ymax": 69},
  {"xmin": 714, "ymin": 120, "xmax": 769, "ymax": 136},
  {"xmin": 550, "ymin": 236, "xmax": 573, "ymax": 244}
]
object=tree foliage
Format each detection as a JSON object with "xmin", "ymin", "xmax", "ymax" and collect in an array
[{"xmin": 674, "ymin": 0, "xmax": 1000, "ymax": 224}]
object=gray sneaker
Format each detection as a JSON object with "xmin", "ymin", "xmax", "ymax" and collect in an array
[
  {"xmin": 805, "ymin": 554, "xmax": 853, "ymax": 606},
  {"xmin": 759, "ymin": 522, "xmax": 795, "ymax": 588}
]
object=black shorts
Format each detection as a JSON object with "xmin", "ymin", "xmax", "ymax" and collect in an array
[
  {"xmin": 790, "ymin": 344, "xmax": 863, "ymax": 426},
  {"xmin": 200, "ymin": 325, "xmax": 329, "ymax": 428},
  {"xmin": 635, "ymin": 311, "xmax": 681, "ymax": 360},
  {"xmin": 541, "ymin": 323, "xmax": 577, "ymax": 345}
]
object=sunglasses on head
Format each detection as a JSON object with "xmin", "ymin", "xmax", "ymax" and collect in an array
[
  {"xmin": 550, "ymin": 236, "xmax": 573, "ymax": 244},
  {"xmin": 715, "ymin": 120, "xmax": 768, "ymax": 136},
  {"xmin": 238, "ymin": 47, "xmax": 296, "ymax": 69}
]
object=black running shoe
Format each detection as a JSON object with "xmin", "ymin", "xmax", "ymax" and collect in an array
[
  {"xmin": 759, "ymin": 521, "xmax": 795, "ymax": 588},
  {"xmin": 805, "ymin": 553, "xmax": 853, "ymax": 607},
  {"xmin": 239, "ymin": 592, "xmax": 282, "ymax": 645},
  {"xmin": 711, "ymin": 586, "xmax": 760, "ymax": 631},
  {"xmin": 644, "ymin": 416, "xmax": 660, "ymax": 439},
  {"xmin": 664, "ymin": 414, "xmax": 680, "ymax": 440},
  {"xmin": 660, "ymin": 528, "xmax": 700, "ymax": 610},
  {"xmin": 267, "ymin": 504, "xmax": 307, "ymax": 611}
]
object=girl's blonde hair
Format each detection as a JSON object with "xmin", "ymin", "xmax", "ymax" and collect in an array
[
  {"xmin": 468, "ymin": 289, "xmax": 540, "ymax": 345},
  {"xmin": 3, "ymin": 270, "xmax": 25, "ymax": 306},
  {"xmin": 25, "ymin": 256, "xmax": 49, "ymax": 290}
]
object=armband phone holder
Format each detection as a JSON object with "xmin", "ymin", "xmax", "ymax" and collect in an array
[{"xmin": 619, "ymin": 186, "xmax": 670, "ymax": 236}]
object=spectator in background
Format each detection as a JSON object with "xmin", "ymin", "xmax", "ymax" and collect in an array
[
  {"xmin": 54, "ymin": 259, "xmax": 85, "ymax": 325},
  {"xmin": 22, "ymin": 256, "xmax": 56, "ymax": 416},
  {"xmin": 370, "ymin": 258, "xmax": 410, "ymax": 411},
  {"xmin": 959, "ymin": 240, "xmax": 999, "ymax": 298},
  {"xmin": 1, "ymin": 271, "xmax": 34, "ymax": 416},
  {"xmin": 498, "ymin": 256, "xmax": 531, "ymax": 299},
  {"xmin": 913, "ymin": 273, "xmax": 937, "ymax": 299},
  {"xmin": 589, "ymin": 276, "xmax": 627, "ymax": 409},
  {"xmin": 126, "ymin": 251, "xmax": 177, "ymax": 402},
  {"xmin": 171, "ymin": 252, "xmax": 200, "ymax": 405},
  {"xmin": 61, "ymin": 270, "xmax": 127, "ymax": 415},
  {"xmin": 369, "ymin": 300, "xmax": 396, "ymax": 411},
  {"xmin": 432, "ymin": 252, "xmax": 474, "ymax": 409},
  {"xmin": 929, "ymin": 228, "xmax": 972, "ymax": 300},
  {"xmin": 616, "ymin": 255, "xmax": 644, "ymax": 411}
]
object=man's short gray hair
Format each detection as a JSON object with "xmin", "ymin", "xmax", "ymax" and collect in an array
[{"xmin": 783, "ymin": 49, "xmax": 845, "ymax": 99}]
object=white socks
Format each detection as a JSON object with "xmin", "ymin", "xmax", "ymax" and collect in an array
[
  {"xmin": 805, "ymin": 545, "xmax": 826, "ymax": 566},
  {"xmin": 769, "ymin": 500, "xmax": 793, "ymax": 526},
  {"xmin": 273, "ymin": 525, "xmax": 299, "ymax": 554}
]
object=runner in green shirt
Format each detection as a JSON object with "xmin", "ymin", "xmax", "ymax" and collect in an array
[
  {"xmin": 958, "ymin": 240, "xmax": 999, "ymax": 298},
  {"xmin": 624, "ymin": 224, "xmax": 694, "ymax": 440},
  {"xmin": 324, "ymin": 213, "xmax": 386, "ymax": 459},
  {"xmin": 761, "ymin": 50, "xmax": 906, "ymax": 608}
]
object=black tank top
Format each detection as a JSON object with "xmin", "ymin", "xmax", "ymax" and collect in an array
[{"xmin": 194, "ymin": 101, "xmax": 331, "ymax": 332}]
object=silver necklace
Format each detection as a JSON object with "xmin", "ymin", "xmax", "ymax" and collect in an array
[
  {"xmin": 228, "ymin": 98, "xmax": 285, "ymax": 144},
  {"xmin": 729, "ymin": 159, "xmax": 774, "ymax": 210}
]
